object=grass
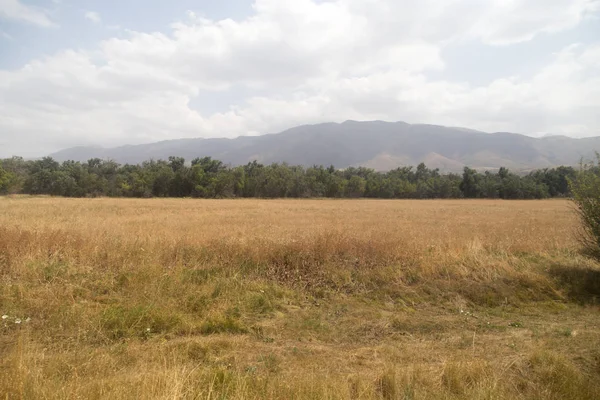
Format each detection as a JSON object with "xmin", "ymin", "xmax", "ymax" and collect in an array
[{"xmin": 0, "ymin": 197, "xmax": 599, "ymax": 399}]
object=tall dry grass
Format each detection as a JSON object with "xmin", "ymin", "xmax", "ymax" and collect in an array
[{"xmin": 1, "ymin": 197, "xmax": 599, "ymax": 399}]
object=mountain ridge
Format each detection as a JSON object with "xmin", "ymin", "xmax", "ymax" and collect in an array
[{"xmin": 49, "ymin": 121, "xmax": 600, "ymax": 172}]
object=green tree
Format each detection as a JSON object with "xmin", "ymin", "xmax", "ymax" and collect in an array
[
  {"xmin": 168, "ymin": 156, "xmax": 185, "ymax": 173},
  {"xmin": 191, "ymin": 157, "xmax": 225, "ymax": 174},
  {"xmin": 326, "ymin": 172, "xmax": 346, "ymax": 198},
  {"xmin": 0, "ymin": 161, "xmax": 16, "ymax": 194},
  {"xmin": 346, "ymin": 175, "xmax": 366, "ymax": 198},
  {"xmin": 479, "ymin": 172, "xmax": 500, "ymax": 198},
  {"xmin": 168, "ymin": 157, "xmax": 194, "ymax": 197},
  {"xmin": 83, "ymin": 158, "xmax": 120, "ymax": 196},
  {"xmin": 529, "ymin": 166, "xmax": 575, "ymax": 197},
  {"xmin": 151, "ymin": 160, "xmax": 175, "ymax": 197},
  {"xmin": 0, "ymin": 157, "xmax": 28, "ymax": 192},
  {"xmin": 305, "ymin": 166, "xmax": 328, "ymax": 197},
  {"xmin": 23, "ymin": 157, "xmax": 60, "ymax": 194},
  {"xmin": 241, "ymin": 161, "xmax": 265, "ymax": 197},
  {"xmin": 460, "ymin": 167, "xmax": 480, "ymax": 198},
  {"xmin": 261, "ymin": 163, "xmax": 295, "ymax": 198},
  {"xmin": 118, "ymin": 164, "xmax": 152, "ymax": 197},
  {"xmin": 569, "ymin": 154, "xmax": 600, "ymax": 259},
  {"xmin": 0, "ymin": 153, "xmax": 586, "ymax": 201},
  {"xmin": 231, "ymin": 166, "xmax": 246, "ymax": 197}
]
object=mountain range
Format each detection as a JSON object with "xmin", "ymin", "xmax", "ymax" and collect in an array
[{"xmin": 49, "ymin": 121, "xmax": 600, "ymax": 172}]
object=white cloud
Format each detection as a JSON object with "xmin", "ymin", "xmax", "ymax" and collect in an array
[
  {"xmin": 0, "ymin": 0, "xmax": 599, "ymax": 157},
  {"xmin": 462, "ymin": 0, "xmax": 600, "ymax": 45},
  {"xmin": 84, "ymin": 11, "xmax": 101, "ymax": 25},
  {"xmin": 0, "ymin": 0, "xmax": 56, "ymax": 27}
]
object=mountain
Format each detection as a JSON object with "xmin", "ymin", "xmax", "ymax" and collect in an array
[{"xmin": 49, "ymin": 121, "xmax": 600, "ymax": 172}]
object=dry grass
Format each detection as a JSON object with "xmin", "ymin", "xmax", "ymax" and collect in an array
[{"xmin": 1, "ymin": 197, "xmax": 599, "ymax": 399}]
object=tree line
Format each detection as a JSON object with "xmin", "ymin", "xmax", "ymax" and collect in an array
[{"xmin": 0, "ymin": 156, "xmax": 578, "ymax": 199}]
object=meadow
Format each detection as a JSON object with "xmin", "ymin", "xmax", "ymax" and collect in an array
[{"xmin": 0, "ymin": 197, "xmax": 599, "ymax": 399}]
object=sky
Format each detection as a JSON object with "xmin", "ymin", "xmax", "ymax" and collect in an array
[{"xmin": 0, "ymin": 0, "xmax": 600, "ymax": 158}]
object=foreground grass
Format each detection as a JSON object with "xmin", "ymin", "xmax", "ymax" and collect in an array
[{"xmin": 1, "ymin": 197, "xmax": 599, "ymax": 399}]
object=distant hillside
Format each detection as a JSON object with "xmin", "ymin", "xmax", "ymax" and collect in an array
[{"xmin": 49, "ymin": 121, "xmax": 600, "ymax": 171}]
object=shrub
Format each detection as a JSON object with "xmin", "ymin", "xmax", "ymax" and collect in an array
[{"xmin": 569, "ymin": 153, "xmax": 600, "ymax": 259}]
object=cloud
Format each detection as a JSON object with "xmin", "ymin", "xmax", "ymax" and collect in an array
[
  {"xmin": 467, "ymin": 0, "xmax": 600, "ymax": 45},
  {"xmin": 84, "ymin": 11, "xmax": 101, "ymax": 25},
  {"xmin": 230, "ymin": 43, "xmax": 600, "ymax": 136},
  {"xmin": 0, "ymin": 0, "xmax": 57, "ymax": 27},
  {"xmin": 0, "ymin": 0, "xmax": 599, "ymax": 157}
]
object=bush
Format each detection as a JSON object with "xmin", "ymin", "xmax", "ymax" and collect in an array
[{"xmin": 569, "ymin": 153, "xmax": 600, "ymax": 259}]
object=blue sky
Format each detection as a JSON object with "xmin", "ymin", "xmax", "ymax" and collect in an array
[
  {"xmin": 0, "ymin": 0, "xmax": 253, "ymax": 68},
  {"xmin": 1, "ymin": 0, "xmax": 599, "ymax": 157}
]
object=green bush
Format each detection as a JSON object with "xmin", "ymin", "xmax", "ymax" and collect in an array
[{"xmin": 569, "ymin": 153, "xmax": 600, "ymax": 259}]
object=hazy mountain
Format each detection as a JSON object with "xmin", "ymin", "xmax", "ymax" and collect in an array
[{"xmin": 49, "ymin": 121, "xmax": 600, "ymax": 172}]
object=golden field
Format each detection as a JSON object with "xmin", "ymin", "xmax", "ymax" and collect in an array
[{"xmin": 1, "ymin": 197, "xmax": 599, "ymax": 399}]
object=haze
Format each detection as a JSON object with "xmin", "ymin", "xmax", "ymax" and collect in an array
[{"xmin": 1, "ymin": 0, "xmax": 599, "ymax": 158}]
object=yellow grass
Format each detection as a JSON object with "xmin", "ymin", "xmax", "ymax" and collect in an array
[{"xmin": 1, "ymin": 197, "xmax": 599, "ymax": 399}]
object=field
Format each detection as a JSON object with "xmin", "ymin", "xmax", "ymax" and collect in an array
[{"xmin": 1, "ymin": 197, "xmax": 599, "ymax": 399}]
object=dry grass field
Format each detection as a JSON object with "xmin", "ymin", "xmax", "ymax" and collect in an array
[{"xmin": 1, "ymin": 197, "xmax": 599, "ymax": 399}]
